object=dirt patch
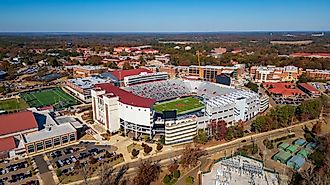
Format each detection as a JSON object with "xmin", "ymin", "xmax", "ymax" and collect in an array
[{"xmin": 176, "ymin": 103, "xmax": 185, "ymax": 107}]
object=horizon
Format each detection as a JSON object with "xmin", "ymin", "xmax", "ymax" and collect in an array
[{"xmin": 1, "ymin": 0, "xmax": 330, "ymax": 32}]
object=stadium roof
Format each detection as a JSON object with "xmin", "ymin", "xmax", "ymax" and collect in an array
[
  {"xmin": 0, "ymin": 137, "xmax": 16, "ymax": 152},
  {"xmin": 111, "ymin": 68, "xmax": 152, "ymax": 81},
  {"xmin": 0, "ymin": 111, "xmax": 38, "ymax": 136},
  {"xmin": 95, "ymin": 83, "xmax": 156, "ymax": 108}
]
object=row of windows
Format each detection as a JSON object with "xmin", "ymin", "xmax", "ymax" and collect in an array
[
  {"xmin": 212, "ymin": 108, "xmax": 233, "ymax": 115},
  {"xmin": 27, "ymin": 133, "xmax": 76, "ymax": 154}
]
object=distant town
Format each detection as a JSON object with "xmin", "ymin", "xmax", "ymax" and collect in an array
[{"xmin": 0, "ymin": 32, "xmax": 329, "ymax": 185}]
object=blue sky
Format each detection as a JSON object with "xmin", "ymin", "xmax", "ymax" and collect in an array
[{"xmin": 0, "ymin": 0, "xmax": 330, "ymax": 32}]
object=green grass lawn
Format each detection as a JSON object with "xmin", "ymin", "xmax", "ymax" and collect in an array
[
  {"xmin": 0, "ymin": 98, "xmax": 29, "ymax": 112},
  {"xmin": 21, "ymin": 88, "xmax": 79, "ymax": 109},
  {"xmin": 153, "ymin": 97, "xmax": 205, "ymax": 115}
]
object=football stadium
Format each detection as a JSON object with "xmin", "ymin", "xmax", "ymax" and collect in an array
[
  {"xmin": 20, "ymin": 87, "xmax": 79, "ymax": 110},
  {"xmin": 92, "ymin": 77, "xmax": 268, "ymax": 145}
]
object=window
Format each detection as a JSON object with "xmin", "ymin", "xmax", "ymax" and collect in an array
[
  {"xmin": 45, "ymin": 140, "xmax": 53, "ymax": 149},
  {"xmin": 62, "ymin": 135, "xmax": 68, "ymax": 144},
  {"xmin": 27, "ymin": 144, "xmax": 35, "ymax": 153},
  {"xmin": 36, "ymin": 142, "xmax": 44, "ymax": 151},
  {"xmin": 69, "ymin": 133, "xmax": 76, "ymax": 142},
  {"xmin": 54, "ymin": 137, "xmax": 61, "ymax": 146}
]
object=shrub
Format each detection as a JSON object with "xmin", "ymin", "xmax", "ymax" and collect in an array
[
  {"xmin": 157, "ymin": 143, "xmax": 163, "ymax": 151},
  {"xmin": 185, "ymin": 176, "xmax": 194, "ymax": 184},
  {"xmin": 144, "ymin": 145, "xmax": 152, "ymax": 154},
  {"xmin": 56, "ymin": 169, "xmax": 62, "ymax": 177},
  {"xmin": 163, "ymin": 175, "xmax": 171, "ymax": 184},
  {"xmin": 132, "ymin": 149, "xmax": 139, "ymax": 157},
  {"xmin": 173, "ymin": 170, "xmax": 180, "ymax": 179}
]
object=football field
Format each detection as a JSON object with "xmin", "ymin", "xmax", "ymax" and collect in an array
[
  {"xmin": 0, "ymin": 98, "xmax": 29, "ymax": 112},
  {"xmin": 153, "ymin": 96, "xmax": 204, "ymax": 115},
  {"xmin": 21, "ymin": 88, "xmax": 79, "ymax": 109}
]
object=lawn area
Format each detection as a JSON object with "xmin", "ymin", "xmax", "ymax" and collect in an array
[
  {"xmin": 127, "ymin": 143, "xmax": 143, "ymax": 153},
  {"xmin": 21, "ymin": 87, "xmax": 79, "ymax": 109},
  {"xmin": 0, "ymin": 98, "xmax": 29, "ymax": 112},
  {"xmin": 153, "ymin": 97, "xmax": 204, "ymax": 115}
]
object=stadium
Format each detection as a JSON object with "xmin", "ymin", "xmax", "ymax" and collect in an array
[{"xmin": 92, "ymin": 78, "xmax": 265, "ymax": 145}]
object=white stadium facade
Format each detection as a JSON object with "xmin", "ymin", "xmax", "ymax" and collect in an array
[{"xmin": 92, "ymin": 72, "xmax": 269, "ymax": 145}]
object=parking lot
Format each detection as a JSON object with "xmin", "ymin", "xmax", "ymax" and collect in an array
[
  {"xmin": 47, "ymin": 142, "xmax": 117, "ymax": 177},
  {"xmin": 0, "ymin": 158, "xmax": 39, "ymax": 185}
]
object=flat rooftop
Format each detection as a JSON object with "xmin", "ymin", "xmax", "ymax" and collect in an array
[{"xmin": 69, "ymin": 76, "xmax": 108, "ymax": 89}]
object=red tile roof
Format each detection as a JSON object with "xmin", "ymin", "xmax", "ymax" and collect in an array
[
  {"xmin": 0, "ymin": 111, "xmax": 38, "ymax": 136},
  {"xmin": 0, "ymin": 137, "xmax": 16, "ymax": 152},
  {"xmin": 299, "ymin": 83, "xmax": 320, "ymax": 94},
  {"xmin": 111, "ymin": 68, "xmax": 152, "ymax": 81},
  {"xmin": 290, "ymin": 52, "xmax": 330, "ymax": 58},
  {"xmin": 95, "ymin": 83, "xmax": 156, "ymax": 108},
  {"xmin": 263, "ymin": 82, "xmax": 304, "ymax": 97}
]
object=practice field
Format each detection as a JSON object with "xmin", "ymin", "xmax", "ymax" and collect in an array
[
  {"xmin": 0, "ymin": 98, "xmax": 29, "ymax": 112},
  {"xmin": 20, "ymin": 88, "xmax": 79, "ymax": 109},
  {"xmin": 153, "ymin": 97, "xmax": 204, "ymax": 115}
]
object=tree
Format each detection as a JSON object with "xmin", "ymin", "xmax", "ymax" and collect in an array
[
  {"xmin": 173, "ymin": 170, "xmax": 180, "ymax": 179},
  {"xmin": 245, "ymin": 81, "xmax": 259, "ymax": 93},
  {"xmin": 163, "ymin": 175, "xmax": 171, "ymax": 184},
  {"xmin": 98, "ymin": 163, "xmax": 128, "ymax": 185},
  {"xmin": 180, "ymin": 145, "xmax": 205, "ymax": 169},
  {"xmin": 209, "ymin": 120, "xmax": 227, "ymax": 140},
  {"xmin": 133, "ymin": 160, "xmax": 161, "ymax": 185},
  {"xmin": 74, "ymin": 160, "xmax": 81, "ymax": 170},
  {"xmin": 167, "ymin": 160, "xmax": 179, "ymax": 174},
  {"xmin": 56, "ymin": 169, "xmax": 62, "ymax": 177},
  {"xmin": 86, "ymin": 55, "xmax": 102, "ymax": 65},
  {"xmin": 312, "ymin": 122, "xmax": 322, "ymax": 135},
  {"xmin": 89, "ymin": 156, "xmax": 97, "ymax": 165},
  {"xmin": 194, "ymin": 129, "xmax": 208, "ymax": 144},
  {"xmin": 185, "ymin": 176, "xmax": 194, "ymax": 184},
  {"xmin": 132, "ymin": 149, "xmax": 139, "ymax": 157},
  {"xmin": 122, "ymin": 62, "xmax": 133, "ymax": 70},
  {"xmin": 156, "ymin": 143, "xmax": 163, "ymax": 151}
]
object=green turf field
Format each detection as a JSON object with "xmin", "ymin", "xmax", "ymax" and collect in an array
[
  {"xmin": 0, "ymin": 98, "xmax": 29, "ymax": 112},
  {"xmin": 20, "ymin": 88, "xmax": 79, "ymax": 109},
  {"xmin": 153, "ymin": 97, "xmax": 205, "ymax": 115}
]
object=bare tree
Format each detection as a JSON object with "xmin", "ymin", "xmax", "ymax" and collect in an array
[
  {"xmin": 98, "ymin": 163, "xmax": 128, "ymax": 185},
  {"xmin": 180, "ymin": 145, "xmax": 206, "ymax": 169},
  {"xmin": 132, "ymin": 160, "xmax": 161, "ymax": 185}
]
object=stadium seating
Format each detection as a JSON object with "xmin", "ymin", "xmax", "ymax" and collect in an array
[{"xmin": 126, "ymin": 79, "xmax": 191, "ymax": 101}]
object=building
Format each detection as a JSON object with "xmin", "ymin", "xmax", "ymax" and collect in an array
[
  {"xmin": 92, "ymin": 79, "xmax": 265, "ymax": 145},
  {"xmin": 298, "ymin": 83, "xmax": 321, "ymax": 97},
  {"xmin": 210, "ymin": 47, "xmax": 227, "ymax": 58},
  {"xmin": 305, "ymin": 69, "xmax": 330, "ymax": 80},
  {"xmin": 290, "ymin": 52, "xmax": 330, "ymax": 59},
  {"xmin": 72, "ymin": 65, "xmax": 108, "ymax": 78},
  {"xmin": 250, "ymin": 65, "xmax": 302, "ymax": 83},
  {"xmin": 202, "ymin": 155, "xmax": 279, "ymax": 185},
  {"xmin": 66, "ymin": 76, "xmax": 110, "ymax": 102},
  {"xmin": 188, "ymin": 64, "xmax": 245, "ymax": 82},
  {"xmin": 0, "ymin": 70, "xmax": 6, "ymax": 80},
  {"xmin": 110, "ymin": 68, "xmax": 164, "ymax": 86},
  {"xmin": 263, "ymin": 82, "xmax": 306, "ymax": 105},
  {"xmin": 0, "ymin": 109, "xmax": 77, "ymax": 157}
]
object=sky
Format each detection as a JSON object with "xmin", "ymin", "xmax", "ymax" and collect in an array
[{"xmin": 0, "ymin": 0, "xmax": 330, "ymax": 32}]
